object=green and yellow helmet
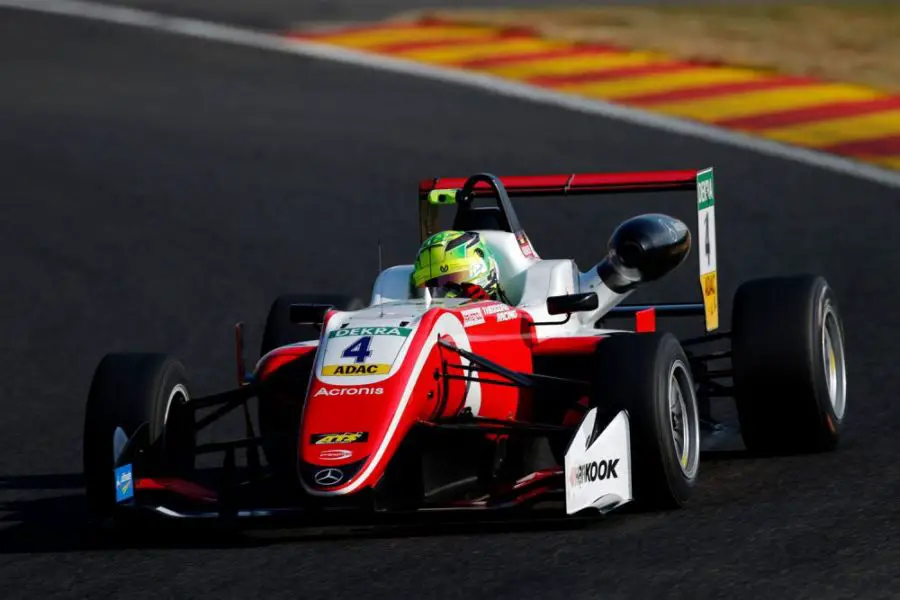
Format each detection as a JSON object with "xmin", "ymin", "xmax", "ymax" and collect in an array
[{"xmin": 411, "ymin": 230, "xmax": 502, "ymax": 300}]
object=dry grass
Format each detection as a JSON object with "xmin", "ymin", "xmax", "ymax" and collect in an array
[{"xmin": 397, "ymin": 2, "xmax": 900, "ymax": 93}]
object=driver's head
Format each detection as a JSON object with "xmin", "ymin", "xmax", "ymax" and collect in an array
[{"xmin": 411, "ymin": 230, "xmax": 501, "ymax": 300}]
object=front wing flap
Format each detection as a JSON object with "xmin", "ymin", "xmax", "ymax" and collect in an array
[{"xmin": 564, "ymin": 408, "xmax": 632, "ymax": 515}]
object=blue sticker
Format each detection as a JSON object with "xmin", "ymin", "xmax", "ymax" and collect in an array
[{"xmin": 115, "ymin": 464, "xmax": 134, "ymax": 503}]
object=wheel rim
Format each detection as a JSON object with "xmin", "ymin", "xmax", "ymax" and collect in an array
[
  {"xmin": 668, "ymin": 360, "xmax": 700, "ymax": 478},
  {"xmin": 822, "ymin": 306, "xmax": 847, "ymax": 420}
]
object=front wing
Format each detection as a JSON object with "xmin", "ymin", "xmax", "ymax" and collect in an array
[
  {"xmin": 564, "ymin": 409, "xmax": 633, "ymax": 514},
  {"xmin": 102, "ymin": 402, "xmax": 633, "ymax": 527}
]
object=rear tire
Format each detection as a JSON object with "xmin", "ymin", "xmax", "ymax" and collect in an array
[
  {"xmin": 257, "ymin": 293, "xmax": 365, "ymax": 474},
  {"xmin": 732, "ymin": 275, "xmax": 847, "ymax": 454},
  {"xmin": 83, "ymin": 353, "xmax": 194, "ymax": 521},
  {"xmin": 590, "ymin": 332, "xmax": 700, "ymax": 510}
]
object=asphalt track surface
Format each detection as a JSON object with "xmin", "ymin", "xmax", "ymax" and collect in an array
[{"xmin": 3, "ymin": 6, "xmax": 900, "ymax": 600}]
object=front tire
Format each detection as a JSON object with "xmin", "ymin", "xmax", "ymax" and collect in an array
[
  {"xmin": 83, "ymin": 353, "xmax": 194, "ymax": 521},
  {"xmin": 732, "ymin": 275, "xmax": 847, "ymax": 454},
  {"xmin": 590, "ymin": 332, "xmax": 700, "ymax": 510},
  {"xmin": 257, "ymin": 293, "xmax": 365, "ymax": 474}
]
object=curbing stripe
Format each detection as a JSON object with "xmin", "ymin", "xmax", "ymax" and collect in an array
[
  {"xmin": 459, "ymin": 45, "xmax": 620, "ymax": 68},
  {"xmin": 623, "ymin": 76, "xmax": 816, "ymax": 105},
  {"xmin": 653, "ymin": 85, "xmax": 879, "ymax": 123},
  {"xmin": 718, "ymin": 97, "xmax": 900, "ymax": 130},
  {"xmin": 396, "ymin": 38, "xmax": 571, "ymax": 64},
  {"xmin": 822, "ymin": 135, "xmax": 900, "ymax": 157},
  {"xmin": 485, "ymin": 52, "xmax": 665, "ymax": 78},
  {"xmin": 762, "ymin": 110, "xmax": 900, "ymax": 148},
  {"xmin": 297, "ymin": 19, "xmax": 900, "ymax": 173},
  {"xmin": 559, "ymin": 67, "xmax": 763, "ymax": 98},
  {"xmin": 300, "ymin": 24, "xmax": 499, "ymax": 48},
  {"xmin": 878, "ymin": 156, "xmax": 900, "ymax": 170},
  {"xmin": 528, "ymin": 62, "xmax": 697, "ymax": 86},
  {"xmin": 373, "ymin": 34, "xmax": 516, "ymax": 54}
]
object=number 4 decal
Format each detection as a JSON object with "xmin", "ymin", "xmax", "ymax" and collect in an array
[
  {"xmin": 704, "ymin": 212, "xmax": 711, "ymax": 267},
  {"xmin": 342, "ymin": 336, "xmax": 372, "ymax": 364}
]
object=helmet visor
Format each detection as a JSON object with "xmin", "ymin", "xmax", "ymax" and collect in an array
[{"xmin": 420, "ymin": 271, "xmax": 471, "ymax": 298}]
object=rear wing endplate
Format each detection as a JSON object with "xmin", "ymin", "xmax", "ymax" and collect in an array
[{"xmin": 418, "ymin": 169, "xmax": 719, "ymax": 331}]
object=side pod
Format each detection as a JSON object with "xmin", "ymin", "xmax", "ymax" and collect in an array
[{"xmin": 564, "ymin": 408, "xmax": 633, "ymax": 515}]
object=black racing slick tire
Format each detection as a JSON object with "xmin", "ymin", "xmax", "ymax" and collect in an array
[
  {"xmin": 590, "ymin": 333, "xmax": 701, "ymax": 511},
  {"xmin": 83, "ymin": 353, "xmax": 194, "ymax": 522},
  {"xmin": 732, "ymin": 275, "xmax": 847, "ymax": 455},
  {"xmin": 257, "ymin": 293, "xmax": 365, "ymax": 474}
]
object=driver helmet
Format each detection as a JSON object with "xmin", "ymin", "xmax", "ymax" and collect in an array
[{"xmin": 411, "ymin": 230, "xmax": 502, "ymax": 300}]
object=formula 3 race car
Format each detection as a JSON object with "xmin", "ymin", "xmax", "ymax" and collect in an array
[{"xmin": 82, "ymin": 168, "xmax": 848, "ymax": 529}]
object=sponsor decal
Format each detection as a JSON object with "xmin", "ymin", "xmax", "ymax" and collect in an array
[
  {"xmin": 319, "ymin": 449, "xmax": 353, "ymax": 460},
  {"xmin": 696, "ymin": 168, "xmax": 718, "ymax": 332},
  {"xmin": 481, "ymin": 303, "xmax": 509, "ymax": 316},
  {"xmin": 322, "ymin": 327, "xmax": 410, "ymax": 378},
  {"xmin": 314, "ymin": 386, "xmax": 384, "ymax": 397},
  {"xmin": 313, "ymin": 468, "xmax": 344, "ymax": 486},
  {"xmin": 571, "ymin": 459, "xmax": 620, "ymax": 487},
  {"xmin": 700, "ymin": 270, "xmax": 718, "ymax": 331},
  {"xmin": 322, "ymin": 363, "xmax": 390, "ymax": 376},
  {"xmin": 114, "ymin": 464, "xmax": 133, "ymax": 503},
  {"xmin": 701, "ymin": 271, "xmax": 718, "ymax": 331},
  {"xmin": 462, "ymin": 307, "xmax": 485, "ymax": 327},
  {"xmin": 516, "ymin": 231, "xmax": 539, "ymax": 259},
  {"xmin": 329, "ymin": 326, "xmax": 411, "ymax": 339},
  {"xmin": 496, "ymin": 309, "xmax": 517, "ymax": 322},
  {"xmin": 697, "ymin": 172, "xmax": 715, "ymax": 210},
  {"xmin": 311, "ymin": 432, "xmax": 369, "ymax": 444}
]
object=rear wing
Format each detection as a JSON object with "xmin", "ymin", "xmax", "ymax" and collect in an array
[{"xmin": 417, "ymin": 169, "xmax": 719, "ymax": 331}]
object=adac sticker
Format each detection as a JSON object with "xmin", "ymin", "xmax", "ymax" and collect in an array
[
  {"xmin": 322, "ymin": 363, "xmax": 391, "ymax": 376},
  {"xmin": 115, "ymin": 464, "xmax": 134, "ymax": 503}
]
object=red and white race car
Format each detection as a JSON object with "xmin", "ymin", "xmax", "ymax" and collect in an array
[{"xmin": 83, "ymin": 169, "xmax": 847, "ymax": 528}]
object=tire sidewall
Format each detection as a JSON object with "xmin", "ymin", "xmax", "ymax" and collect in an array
[
  {"xmin": 650, "ymin": 338, "xmax": 700, "ymax": 504},
  {"xmin": 590, "ymin": 333, "xmax": 700, "ymax": 510},
  {"xmin": 809, "ymin": 283, "xmax": 846, "ymax": 438},
  {"xmin": 732, "ymin": 275, "xmax": 846, "ymax": 453}
]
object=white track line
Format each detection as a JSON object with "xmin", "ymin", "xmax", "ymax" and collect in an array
[{"xmin": 5, "ymin": 0, "xmax": 900, "ymax": 190}]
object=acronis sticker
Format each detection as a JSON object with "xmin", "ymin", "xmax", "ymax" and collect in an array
[{"xmin": 115, "ymin": 464, "xmax": 134, "ymax": 503}]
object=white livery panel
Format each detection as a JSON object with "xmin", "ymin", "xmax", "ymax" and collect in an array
[{"xmin": 564, "ymin": 408, "xmax": 633, "ymax": 515}]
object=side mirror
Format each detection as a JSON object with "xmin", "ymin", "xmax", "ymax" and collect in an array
[
  {"xmin": 546, "ymin": 292, "xmax": 599, "ymax": 316},
  {"xmin": 289, "ymin": 303, "xmax": 334, "ymax": 326}
]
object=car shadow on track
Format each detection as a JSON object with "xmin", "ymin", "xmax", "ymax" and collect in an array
[
  {"xmin": 0, "ymin": 473, "xmax": 609, "ymax": 554},
  {"xmin": 0, "ymin": 450, "xmax": 757, "ymax": 554}
]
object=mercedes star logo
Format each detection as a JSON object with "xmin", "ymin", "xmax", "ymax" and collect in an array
[{"xmin": 314, "ymin": 468, "xmax": 344, "ymax": 486}]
